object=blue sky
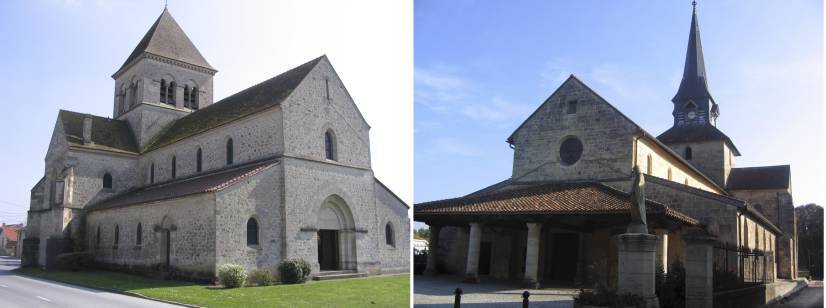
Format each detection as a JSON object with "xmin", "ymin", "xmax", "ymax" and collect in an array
[
  {"xmin": 414, "ymin": 1, "xmax": 824, "ymax": 228},
  {"xmin": 0, "ymin": 0, "xmax": 412, "ymax": 224}
]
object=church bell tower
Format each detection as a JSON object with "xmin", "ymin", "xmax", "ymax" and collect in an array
[{"xmin": 671, "ymin": 2, "xmax": 718, "ymax": 127}]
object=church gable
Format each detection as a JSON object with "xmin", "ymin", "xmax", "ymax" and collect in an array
[
  {"xmin": 281, "ymin": 56, "xmax": 372, "ymax": 169},
  {"xmin": 509, "ymin": 75, "xmax": 640, "ymax": 182}
]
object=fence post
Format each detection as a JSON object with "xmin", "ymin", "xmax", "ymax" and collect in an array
[
  {"xmin": 453, "ymin": 287, "xmax": 463, "ymax": 308},
  {"xmin": 522, "ymin": 290, "xmax": 530, "ymax": 308}
]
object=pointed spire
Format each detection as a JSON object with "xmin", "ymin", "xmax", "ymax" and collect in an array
[
  {"xmin": 672, "ymin": 1, "xmax": 712, "ymax": 104},
  {"xmin": 114, "ymin": 8, "xmax": 214, "ymax": 77}
]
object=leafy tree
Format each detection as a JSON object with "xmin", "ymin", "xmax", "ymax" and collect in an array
[
  {"xmin": 796, "ymin": 204, "xmax": 823, "ymax": 279},
  {"xmin": 414, "ymin": 227, "xmax": 430, "ymax": 239}
]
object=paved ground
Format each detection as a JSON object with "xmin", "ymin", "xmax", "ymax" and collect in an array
[
  {"xmin": 770, "ymin": 281, "xmax": 823, "ymax": 308},
  {"xmin": 0, "ymin": 256, "xmax": 180, "ymax": 308},
  {"xmin": 414, "ymin": 275, "xmax": 575, "ymax": 307}
]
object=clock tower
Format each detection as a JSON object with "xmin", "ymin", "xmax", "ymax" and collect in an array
[
  {"xmin": 657, "ymin": 2, "xmax": 740, "ymax": 188},
  {"xmin": 671, "ymin": 3, "xmax": 718, "ymax": 127}
]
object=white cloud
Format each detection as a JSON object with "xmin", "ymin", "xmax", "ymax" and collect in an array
[
  {"xmin": 462, "ymin": 96, "xmax": 534, "ymax": 122},
  {"xmin": 433, "ymin": 138, "xmax": 479, "ymax": 157}
]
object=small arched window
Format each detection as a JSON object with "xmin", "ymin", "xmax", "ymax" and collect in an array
[
  {"xmin": 667, "ymin": 168, "xmax": 673, "ymax": 181},
  {"xmin": 646, "ymin": 154, "xmax": 653, "ymax": 175},
  {"xmin": 385, "ymin": 223, "xmax": 395, "ymax": 247},
  {"xmin": 247, "ymin": 218, "xmax": 259, "ymax": 246},
  {"xmin": 160, "ymin": 79, "xmax": 167, "ymax": 103},
  {"xmin": 191, "ymin": 87, "xmax": 199, "ymax": 110},
  {"xmin": 167, "ymin": 81, "xmax": 176, "ymax": 105},
  {"xmin": 685, "ymin": 100, "xmax": 697, "ymax": 111},
  {"xmin": 96, "ymin": 226, "xmax": 101, "ymax": 246},
  {"xmin": 196, "ymin": 148, "xmax": 202, "ymax": 172},
  {"xmin": 684, "ymin": 147, "xmax": 693, "ymax": 160},
  {"xmin": 226, "ymin": 138, "xmax": 234, "ymax": 165},
  {"xmin": 183, "ymin": 85, "xmax": 191, "ymax": 108},
  {"xmin": 171, "ymin": 156, "xmax": 177, "ymax": 179},
  {"xmin": 324, "ymin": 130, "xmax": 336, "ymax": 161},
  {"xmin": 114, "ymin": 224, "xmax": 120, "ymax": 247},
  {"xmin": 136, "ymin": 223, "xmax": 142, "ymax": 245},
  {"xmin": 102, "ymin": 173, "xmax": 113, "ymax": 189},
  {"xmin": 150, "ymin": 163, "xmax": 155, "ymax": 184}
]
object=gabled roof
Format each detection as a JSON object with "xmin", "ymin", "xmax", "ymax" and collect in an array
[
  {"xmin": 727, "ymin": 165, "xmax": 791, "ymax": 190},
  {"xmin": 657, "ymin": 124, "xmax": 741, "ymax": 156},
  {"xmin": 1, "ymin": 225, "xmax": 23, "ymax": 242},
  {"xmin": 59, "ymin": 110, "xmax": 139, "ymax": 154},
  {"xmin": 115, "ymin": 8, "xmax": 214, "ymax": 77},
  {"xmin": 87, "ymin": 157, "xmax": 280, "ymax": 211},
  {"xmin": 415, "ymin": 182, "xmax": 699, "ymax": 226},
  {"xmin": 672, "ymin": 5, "xmax": 713, "ymax": 104},
  {"xmin": 145, "ymin": 56, "xmax": 325, "ymax": 152}
]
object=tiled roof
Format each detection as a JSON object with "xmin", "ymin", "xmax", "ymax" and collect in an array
[
  {"xmin": 1, "ymin": 225, "xmax": 23, "ymax": 242},
  {"xmin": 657, "ymin": 124, "xmax": 741, "ymax": 155},
  {"xmin": 116, "ymin": 8, "xmax": 213, "ymax": 75},
  {"xmin": 87, "ymin": 158, "xmax": 279, "ymax": 211},
  {"xmin": 415, "ymin": 182, "xmax": 698, "ymax": 225},
  {"xmin": 727, "ymin": 165, "xmax": 791, "ymax": 190},
  {"xmin": 59, "ymin": 110, "xmax": 140, "ymax": 154},
  {"xmin": 145, "ymin": 56, "xmax": 323, "ymax": 151}
]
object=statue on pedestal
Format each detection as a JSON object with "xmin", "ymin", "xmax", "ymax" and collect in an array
[{"xmin": 627, "ymin": 165, "xmax": 648, "ymax": 234}]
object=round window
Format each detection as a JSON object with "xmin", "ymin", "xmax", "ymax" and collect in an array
[{"xmin": 559, "ymin": 137, "xmax": 583, "ymax": 166}]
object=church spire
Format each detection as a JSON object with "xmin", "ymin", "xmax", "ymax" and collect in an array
[{"xmin": 670, "ymin": 1, "xmax": 718, "ymax": 127}]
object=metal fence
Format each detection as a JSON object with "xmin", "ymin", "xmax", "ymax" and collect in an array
[{"xmin": 713, "ymin": 241, "xmax": 774, "ymax": 290}]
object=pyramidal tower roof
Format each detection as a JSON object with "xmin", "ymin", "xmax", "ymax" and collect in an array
[
  {"xmin": 672, "ymin": 3, "xmax": 712, "ymax": 103},
  {"xmin": 114, "ymin": 8, "xmax": 214, "ymax": 77}
]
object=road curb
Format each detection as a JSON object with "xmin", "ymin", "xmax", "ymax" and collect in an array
[
  {"xmin": 13, "ymin": 270, "xmax": 201, "ymax": 308},
  {"xmin": 766, "ymin": 278, "xmax": 809, "ymax": 307}
]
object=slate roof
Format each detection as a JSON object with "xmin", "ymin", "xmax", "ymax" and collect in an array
[
  {"xmin": 727, "ymin": 165, "xmax": 791, "ymax": 190},
  {"xmin": 116, "ymin": 8, "xmax": 213, "ymax": 76},
  {"xmin": 672, "ymin": 6, "xmax": 713, "ymax": 103},
  {"xmin": 657, "ymin": 124, "xmax": 741, "ymax": 156},
  {"xmin": 145, "ymin": 56, "xmax": 324, "ymax": 151},
  {"xmin": 59, "ymin": 110, "xmax": 140, "ymax": 154},
  {"xmin": 87, "ymin": 158, "xmax": 279, "ymax": 211},
  {"xmin": 415, "ymin": 182, "xmax": 698, "ymax": 225}
]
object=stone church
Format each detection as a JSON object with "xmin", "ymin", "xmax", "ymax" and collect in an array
[
  {"xmin": 415, "ymin": 6, "xmax": 797, "ymax": 289},
  {"xmin": 24, "ymin": 8, "xmax": 410, "ymax": 280}
]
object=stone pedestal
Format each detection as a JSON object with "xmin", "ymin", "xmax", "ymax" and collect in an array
[
  {"xmin": 523, "ymin": 223, "xmax": 542, "ymax": 288},
  {"xmin": 464, "ymin": 222, "xmax": 483, "ymax": 282},
  {"xmin": 424, "ymin": 225, "xmax": 441, "ymax": 275},
  {"xmin": 684, "ymin": 233, "xmax": 715, "ymax": 308},
  {"xmin": 617, "ymin": 233, "xmax": 659, "ymax": 308}
]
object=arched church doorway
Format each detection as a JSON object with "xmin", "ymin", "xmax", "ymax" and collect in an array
[
  {"xmin": 317, "ymin": 195, "xmax": 357, "ymax": 271},
  {"xmin": 159, "ymin": 216, "xmax": 177, "ymax": 271}
]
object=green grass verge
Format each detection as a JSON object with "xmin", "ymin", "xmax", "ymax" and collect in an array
[{"xmin": 15, "ymin": 268, "xmax": 409, "ymax": 307}]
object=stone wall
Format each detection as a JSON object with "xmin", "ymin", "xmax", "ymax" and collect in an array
[
  {"xmin": 510, "ymin": 77, "xmax": 637, "ymax": 183},
  {"xmin": 635, "ymin": 138, "xmax": 720, "ymax": 193},
  {"xmin": 214, "ymin": 164, "xmax": 284, "ymax": 272},
  {"xmin": 374, "ymin": 180, "xmax": 411, "ymax": 273},
  {"xmin": 664, "ymin": 140, "xmax": 735, "ymax": 188},
  {"xmin": 85, "ymin": 193, "xmax": 217, "ymax": 278}
]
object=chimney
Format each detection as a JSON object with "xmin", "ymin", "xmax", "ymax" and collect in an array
[{"xmin": 82, "ymin": 116, "xmax": 93, "ymax": 145}]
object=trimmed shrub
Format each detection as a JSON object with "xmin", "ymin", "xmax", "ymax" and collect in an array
[
  {"xmin": 54, "ymin": 252, "xmax": 93, "ymax": 271},
  {"xmin": 217, "ymin": 264, "xmax": 247, "ymax": 288},
  {"xmin": 247, "ymin": 269, "xmax": 277, "ymax": 286},
  {"xmin": 278, "ymin": 258, "xmax": 312, "ymax": 284},
  {"xmin": 575, "ymin": 289, "xmax": 643, "ymax": 307}
]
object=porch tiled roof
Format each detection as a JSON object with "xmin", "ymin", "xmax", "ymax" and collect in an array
[{"xmin": 415, "ymin": 182, "xmax": 698, "ymax": 226}]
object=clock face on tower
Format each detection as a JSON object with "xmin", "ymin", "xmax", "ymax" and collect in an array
[{"xmin": 687, "ymin": 111, "xmax": 696, "ymax": 119}]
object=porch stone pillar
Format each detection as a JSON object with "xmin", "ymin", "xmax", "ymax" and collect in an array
[
  {"xmin": 424, "ymin": 225, "xmax": 441, "ymax": 275},
  {"xmin": 464, "ymin": 222, "xmax": 483, "ymax": 283},
  {"xmin": 523, "ymin": 222, "xmax": 542, "ymax": 288},
  {"xmin": 617, "ymin": 233, "xmax": 659, "ymax": 308},
  {"xmin": 655, "ymin": 229, "xmax": 668, "ymax": 273},
  {"xmin": 684, "ymin": 232, "xmax": 715, "ymax": 308}
]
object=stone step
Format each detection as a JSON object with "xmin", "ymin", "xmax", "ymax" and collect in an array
[{"xmin": 312, "ymin": 271, "xmax": 366, "ymax": 281}]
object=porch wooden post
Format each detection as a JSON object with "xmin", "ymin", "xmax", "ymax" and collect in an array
[
  {"xmin": 464, "ymin": 222, "xmax": 483, "ymax": 282},
  {"xmin": 425, "ymin": 225, "xmax": 441, "ymax": 275},
  {"xmin": 523, "ymin": 222, "xmax": 542, "ymax": 288}
]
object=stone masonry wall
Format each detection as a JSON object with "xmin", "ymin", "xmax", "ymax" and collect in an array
[
  {"xmin": 85, "ymin": 193, "xmax": 216, "ymax": 278},
  {"xmin": 664, "ymin": 140, "xmax": 735, "ymax": 188},
  {"xmin": 635, "ymin": 138, "xmax": 720, "ymax": 193},
  {"xmin": 374, "ymin": 181, "xmax": 410, "ymax": 273},
  {"xmin": 214, "ymin": 164, "xmax": 284, "ymax": 272}
]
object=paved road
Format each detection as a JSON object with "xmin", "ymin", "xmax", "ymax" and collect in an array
[
  {"xmin": 771, "ymin": 281, "xmax": 824, "ymax": 308},
  {"xmin": 0, "ymin": 256, "xmax": 180, "ymax": 308},
  {"xmin": 414, "ymin": 275, "xmax": 574, "ymax": 307}
]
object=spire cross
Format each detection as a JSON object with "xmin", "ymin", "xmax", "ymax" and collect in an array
[{"xmin": 692, "ymin": 1, "xmax": 697, "ymax": 11}]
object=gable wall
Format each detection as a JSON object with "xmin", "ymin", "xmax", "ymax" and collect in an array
[
  {"xmin": 510, "ymin": 79, "xmax": 637, "ymax": 182},
  {"xmin": 282, "ymin": 59, "xmax": 371, "ymax": 169},
  {"xmin": 635, "ymin": 138, "xmax": 720, "ymax": 193},
  {"xmin": 374, "ymin": 181, "xmax": 410, "ymax": 273}
]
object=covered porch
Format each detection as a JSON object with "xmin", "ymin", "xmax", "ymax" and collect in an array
[{"xmin": 415, "ymin": 182, "xmax": 699, "ymax": 289}]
